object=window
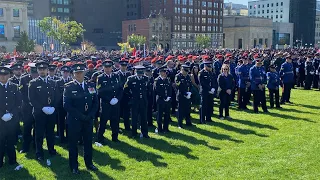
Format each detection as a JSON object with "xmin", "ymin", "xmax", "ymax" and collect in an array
[
  {"xmin": 182, "ymin": 25, "xmax": 186, "ymax": 31},
  {"xmin": 276, "ymin": 3, "xmax": 278, "ymax": 6},
  {"xmin": 64, "ymin": 8, "xmax": 69, "ymax": 13},
  {"xmin": 182, "ymin": 0, "xmax": 187, "ymax": 5},
  {"xmin": 267, "ymin": 10, "xmax": 269, "ymax": 13},
  {"xmin": 189, "ymin": 9, "xmax": 193, "ymax": 14},
  {"xmin": 13, "ymin": 9, "xmax": 19, "ymax": 17},
  {"xmin": 202, "ymin": 10, "xmax": 206, "ymax": 15},
  {"xmin": 280, "ymin": 14, "xmax": 283, "ymax": 18},
  {"xmin": 202, "ymin": 1, "xmax": 206, "ymax": 7},
  {"xmin": 57, "ymin": 8, "xmax": 63, "ymax": 13},
  {"xmin": 250, "ymin": 5, "xmax": 252, "ymax": 9},
  {"xmin": 208, "ymin": 18, "xmax": 212, "ymax": 23},
  {"xmin": 202, "ymin": 18, "xmax": 206, "ymax": 23},
  {"xmin": 202, "ymin": 26, "xmax": 206, "ymax": 31},
  {"xmin": 51, "ymin": 0, "xmax": 57, "ymax": 3},
  {"xmin": 14, "ymin": 25, "xmax": 20, "ymax": 38},
  {"xmin": 57, "ymin": 0, "xmax": 63, "ymax": 4},
  {"xmin": 262, "ymin": 5, "xmax": 264, "ymax": 8},
  {"xmin": 262, "ymin": 10, "xmax": 264, "ymax": 14},
  {"xmin": 182, "ymin": 8, "xmax": 186, "ymax": 13},
  {"xmin": 64, "ymin": 16, "xmax": 69, "ymax": 21},
  {"xmin": 51, "ymin": 7, "xmax": 56, "ymax": 12},
  {"xmin": 208, "ymin": 2, "xmax": 212, "ymax": 7},
  {"xmin": 189, "ymin": 0, "xmax": 193, "ymax": 6},
  {"xmin": 271, "ymin": 3, "xmax": 273, "ymax": 7},
  {"xmin": 0, "ymin": 24, "xmax": 4, "ymax": 37},
  {"xmin": 276, "ymin": 15, "xmax": 278, "ymax": 19},
  {"xmin": 267, "ymin": 4, "xmax": 269, "ymax": 7},
  {"xmin": 281, "ymin": 2, "xmax": 283, "ymax": 6},
  {"xmin": 0, "ymin": 8, "xmax": 3, "ymax": 17},
  {"xmin": 64, "ymin": 0, "xmax": 69, "ymax": 5},
  {"xmin": 258, "ymin": 5, "xmax": 260, "ymax": 8}
]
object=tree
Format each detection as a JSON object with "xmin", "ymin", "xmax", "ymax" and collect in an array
[
  {"xmin": 195, "ymin": 35, "xmax": 211, "ymax": 48},
  {"xmin": 38, "ymin": 17, "xmax": 85, "ymax": 48},
  {"xmin": 128, "ymin": 34, "xmax": 146, "ymax": 49},
  {"xmin": 16, "ymin": 31, "xmax": 35, "ymax": 53},
  {"xmin": 81, "ymin": 41, "xmax": 96, "ymax": 53}
]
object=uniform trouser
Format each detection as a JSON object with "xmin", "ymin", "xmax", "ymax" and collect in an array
[
  {"xmin": 0, "ymin": 120, "xmax": 17, "ymax": 166},
  {"xmin": 298, "ymin": 73, "xmax": 305, "ymax": 87},
  {"xmin": 57, "ymin": 107, "xmax": 68, "ymax": 142},
  {"xmin": 33, "ymin": 111, "xmax": 55, "ymax": 158},
  {"xmin": 22, "ymin": 103, "xmax": 35, "ymax": 151},
  {"xmin": 171, "ymin": 89, "xmax": 177, "ymax": 114},
  {"xmin": 253, "ymin": 90, "xmax": 267, "ymax": 112},
  {"xmin": 231, "ymin": 86, "xmax": 236, "ymax": 101},
  {"xmin": 15, "ymin": 111, "xmax": 22, "ymax": 142},
  {"xmin": 200, "ymin": 94, "xmax": 214, "ymax": 123},
  {"xmin": 147, "ymin": 95, "xmax": 154, "ymax": 125},
  {"xmin": 238, "ymin": 88, "xmax": 250, "ymax": 108},
  {"xmin": 246, "ymin": 88, "xmax": 252, "ymax": 104},
  {"xmin": 157, "ymin": 100, "xmax": 171, "ymax": 131},
  {"xmin": 120, "ymin": 96, "xmax": 130, "ymax": 130},
  {"xmin": 219, "ymin": 92, "xmax": 230, "ymax": 117},
  {"xmin": 281, "ymin": 83, "xmax": 292, "ymax": 103},
  {"xmin": 269, "ymin": 88, "xmax": 280, "ymax": 108},
  {"xmin": 98, "ymin": 103, "xmax": 120, "ymax": 141},
  {"xmin": 131, "ymin": 101, "xmax": 148, "ymax": 136},
  {"xmin": 304, "ymin": 75, "xmax": 313, "ymax": 89},
  {"xmin": 68, "ymin": 120, "xmax": 93, "ymax": 170},
  {"xmin": 313, "ymin": 75, "xmax": 319, "ymax": 88},
  {"xmin": 178, "ymin": 97, "xmax": 191, "ymax": 127}
]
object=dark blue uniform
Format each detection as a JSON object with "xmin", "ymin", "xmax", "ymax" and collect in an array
[
  {"xmin": 96, "ymin": 73, "xmax": 122, "ymax": 142},
  {"xmin": 304, "ymin": 60, "xmax": 315, "ymax": 90},
  {"xmin": 124, "ymin": 74, "xmax": 149, "ymax": 137},
  {"xmin": 29, "ymin": 77, "xmax": 58, "ymax": 159},
  {"xmin": 267, "ymin": 71, "xmax": 280, "ymax": 108},
  {"xmin": 199, "ymin": 69, "xmax": 218, "ymax": 123},
  {"xmin": 63, "ymin": 80, "xmax": 99, "ymax": 171},
  {"xmin": 249, "ymin": 65, "xmax": 268, "ymax": 113},
  {"xmin": 0, "ymin": 81, "xmax": 21, "ymax": 167},
  {"xmin": 146, "ymin": 75, "xmax": 154, "ymax": 126},
  {"xmin": 218, "ymin": 74, "xmax": 234, "ymax": 118},
  {"xmin": 279, "ymin": 61, "xmax": 294, "ymax": 103},
  {"xmin": 116, "ymin": 70, "xmax": 132, "ymax": 130},
  {"xmin": 154, "ymin": 76, "xmax": 172, "ymax": 132},
  {"xmin": 175, "ymin": 72, "xmax": 192, "ymax": 128},
  {"xmin": 313, "ymin": 58, "xmax": 320, "ymax": 88},
  {"xmin": 237, "ymin": 64, "xmax": 251, "ymax": 109}
]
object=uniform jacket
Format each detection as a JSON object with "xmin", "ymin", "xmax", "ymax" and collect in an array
[
  {"xmin": 199, "ymin": 69, "xmax": 218, "ymax": 96},
  {"xmin": 249, "ymin": 65, "xmax": 267, "ymax": 90},
  {"xmin": 96, "ymin": 73, "xmax": 123, "ymax": 104},
  {"xmin": 0, "ymin": 82, "xmax": 21, "ymax": 120},
  {"xmin": 279, "ymin": 62, "xmax": 294, "ymax": 83},
  {"xmin": 175, "ymin": 72, "xmax": 192, "ymax": 100},
  {"xmin": 154, "ymin": 76, "xmax": 172, "ymax": 103},
  {"xmin": 267, "ymin": 71, "xmax": 280, "ymax": 89},
  {"xmin": 124, "ymin": 75, "xmax": 149, "ymax": 105},
  {"xmin": 238, "ymin": 64, "xmax": 251, "ymax": 88}
]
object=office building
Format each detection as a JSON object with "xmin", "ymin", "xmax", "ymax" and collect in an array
[
  {"xmin": 248, "ymin": 0, "xmax": 290, "ymax": 22},
  {"xmin": 0, "ymin": 1, "xmax": 28, "ymax": 52},
  {"xmin": 141, "ymin": 0, "xmax": 224, "ymax": 49},
  {"xmin": 315, "ymin": 9, "xmax": 320, "ymax": 46}
]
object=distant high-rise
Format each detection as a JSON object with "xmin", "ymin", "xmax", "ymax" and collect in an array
[
  {"xmin": 27, "ymin": 0, "xmax": 72, "ymax": 20},
  {"xmin": 290, "ymin": 0, "xmax": 316, "ymax": 45}
]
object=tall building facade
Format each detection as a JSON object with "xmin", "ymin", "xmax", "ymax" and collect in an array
[
  {"xmin": 0, "ymin": 1, "xmax": 28, "ymax": 52},
  {"xmin": 248, "ymin": 0, "xmax": 290, "ymax": 22},
  {"xmin": 31, "ymin": 0, "xmax": 72, "ymax": 21},
  {"xmin": 141, "ymin": 0, "xmax": 224, "ymax": 49},
  {"xmin": 315, "ymin": 9, "xmax": 320, "ymax": 46},
  {"xmin": 125, "ymin": 0, "xmax": 141, "ymax": 20},
  {"xmin": 290, "ymin": 0, "xmax": 316, "ymax": 46}
]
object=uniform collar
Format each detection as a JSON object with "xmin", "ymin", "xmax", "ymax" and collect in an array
[{"xmin": 0, "ymin": 81, "xmax": 9, "ymax": 88}]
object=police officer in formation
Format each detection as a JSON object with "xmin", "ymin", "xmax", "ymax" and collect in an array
[
  {"xmin": 145, "ymin": 66, "xmax": 155, "ymax": 127},
  {"xmin": 56, "ymin": 66, "xmax": 72, "ymax": 143},
  {"xmin": 97, "ymin": 60, "xmax": 122, "ymax": 143},
  {"xmin": 175, "ymin": 65, "xmax": 193, "ymax": 128},
  {"xmin": 237, "ymin": 55, "xmax": 251, "ymax": 110},
  {"xmin": 267, "ymin": 64, "xmax": 281, "ymax": 108},
  {"xmin": 124, "ymin": 65, "xmax": 150, "ymax": 138},
  {"xmin": 0, "ymin": 66, "xmax": 21, "ymax": 168},
  {"xmin": 199, "ymin": 61, "xmax": 218, "ymax": 124},
  {"xmin": 249, "ymin": 58, "xmax": 268, "ymax": 113},
  {"xmin": 280, "ymin": 55, "xmax": 294, "ymax": 104},
  {"xmin": 63, "ymin": 63, "xmax": 98, "ymax": 174},
  {"xmin": 155, "ymin": 66, "xmax": 172, "ymax": 133}
]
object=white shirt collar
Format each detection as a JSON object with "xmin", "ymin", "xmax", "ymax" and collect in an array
[{"xmin": 0, "ymin": 81, "xmax": 8, "ymax": 88}]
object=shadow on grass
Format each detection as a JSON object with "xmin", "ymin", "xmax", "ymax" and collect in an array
[
  {"xmin": 266, "ymin": 111, "xmax": 316, "ymax": 123},
  {"xmin": 0, "ymin": 161, "xmax": 36, "ymax": 180},
  {"xmin": 183, "ymin": 125, "xmax": 244, "ymax": 143},
  {"xmin": 92, "ymin": 148, "xmax": 125, "ymax": 171},
  {"xmin": 212, "ymin": 121, "xmax": 269, "ymax": 137},
  {"xmin": 227, "ymin": 118, "xmax": 278, "ymax": 130},
  {"xmin": 294, "ymin": 103, "xmax": 320, "ymax": 111},
  {"xmin": 107, "ymin": 140, "xmax": 167, "ymax": 167},
  {"xmin": 275, "ymin": 106, "xmax": 317, "ymax": 114},
  {"xmin": 163, "ymin": 131, "xmax": 221, "ymax": 150},
  {"xmin": 134, "ymin": 137, "xmax": 198, "ymax": 160}
]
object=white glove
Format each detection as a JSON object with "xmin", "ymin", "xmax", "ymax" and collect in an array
[
  {"xmin": 316, "ymin": 70, "xmax": 319, "ymax": 75},
  {"xmin": 185, "ymin": 92, "xmax": 192, "ymax": 99},
  {"xmin": 1, "ymin": 113, "xmax": 13, "ymax": 122},
  {"xmin": 210, "ymin": 88, "xmax": 215, "ymax": 94},
  {"xmin": 310, "ymin": 71, "xmax": 315, "ymax": 75},
  {"xmin": 42, "ymin": 107, "xmax": 50, "ymax": 115},
  {"xmin": 46, "ymin": 107, "xmax": 55, "ymax": 115},
  {"xmin": 165, "ymin": 97, "xmax": 171, "ymax": 102},
  {"xmin": 110, "ymin": 98, "xmax": 119, "ymax": 105}
]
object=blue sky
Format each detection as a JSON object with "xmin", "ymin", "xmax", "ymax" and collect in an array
[{"xmin": 227, "ymin": 0, "xmax": 248, "ymax": 6}]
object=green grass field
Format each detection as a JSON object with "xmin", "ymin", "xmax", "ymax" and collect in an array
[{"xmin": 1, "ymin": 88, "xmax": 320, "ymax": 180}]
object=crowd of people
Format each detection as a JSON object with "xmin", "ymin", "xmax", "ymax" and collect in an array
[{"xmin": 0, "ymin": 48, "xmax": 319, "ymax": 174}]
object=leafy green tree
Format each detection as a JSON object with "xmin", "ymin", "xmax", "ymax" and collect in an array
[
  {"xmin": 195, "ymin": 35, "xmax": 211, "ymax": 48},
  {"xmin": 38, "ymin": 17, "xmax": 85, "ymax": 47},
  {"xmin": 128, "ymin": 34, "xmax": 146, "ymax": 49},
  {"xmin": 16, "ymin": 31, "xmax": 35, "ymax": 52}
]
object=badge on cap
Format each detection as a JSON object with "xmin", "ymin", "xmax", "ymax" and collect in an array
[
  {"xmin": 1, "ymin": 69, "xmax": 5, "ymax": 73},
  {"xmin": 40, "ymin": 65, "xmax": 44, "ymax": 68},
  {"xmin": 77, "ymin": 66, "xmax": 81, "ymax": 70}
]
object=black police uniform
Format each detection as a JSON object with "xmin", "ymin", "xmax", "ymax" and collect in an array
[
  {"xmin": 304, "ymin": 60, "xmax": 315, "ymax": 90},
  {"xmin": 199, "ymin": 64, "xmax": 218, "ymax": 123},
  {"xmin": 145, "ymin": 70, "xmax": 154, "ymax": 126},
  {"xmin": 0, "ymin": 75, "xmax": 21, "ymax": 167},
  {"xmin": 154, "ymin": 71, "xmax": 172, "ymax": 132},
  {"xmin": 167, "ymin": 67, "xmax": 178, "ymax": 115},
  {"xmin": 97, "ymin": 71, "xmax": 123, "ymax": 142},
  {"xmin": 124, "ymin": 66, "xmax": 149, "ymax": 138},
  {"xmin": 116, "ymin": 69, "xmax": 132, "ymax": 131},
  {"xmin": 175, "ymin": 70, "xmax": 192, "ymax": 128},
  {"xmin": 19, "ymin": 73, "xmax": 37, "ymax": 152},
  {"xmin": 29, "ymin": 71, "xmax": 58, "ymax": 159},
  {"xmin": 56, "ymin": 75, "xmax": 72, "ymax": 143},
  {"xmin": 63, "ymin": 65, "xmax": 99, "ymax": 172}
]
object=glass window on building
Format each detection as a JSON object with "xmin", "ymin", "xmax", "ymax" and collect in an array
[
  {"xmin": 57, "ymin": 0, "xmax": 63, "ymax": 4},
  {"xmin": 0, "ymin": 24, "xmax": 4, "ymax": 37},
  {"xmin": 51, "ymin": 7, "xmax": 56, "ymax": 12},
  {"xmin": 189, "ymin": 9, "xmax": 193, "ymax": 14},
  {"xmin": 0, "ymin": 8, "xmax": 3, "ymax": 17},
  {"xmin": 64, "ymin": 0, "xmax": 69, "ymax": 5},
  {"xmin": 64, "ymin": 8, "xmax": 69, "ymax": 13},
  {"xmin": 202, "ymin": 18, "xmax": 206, "ymax": 23},
  {"xmin": 182, "ymin": 0, "xmax": 187, "ymax": 5},
  {"xmin": 182, "ymin": 8, "xmax": 187, "ymax": 14},
  {"xmin": 281, "ymin": 2, "xmax": 283, "ymax": 6},
  {"xmin": 202, "ymin": 26, "xmax": 206, "ymax": 31},
  {"xmin": 208, "ymin": 2, "xmax": 212, "ymax": 7},
  {"xmin": 14, "ymin": 25, "xmax": 20, "ymax": 38},
  {"xmin": 13, "ymin": 9, "xmax": 19, "ymax": 17},
  {"xmin": 202, "ymin": 1, "xmax": 206, "ymax": 7},
  {"xmin": 51, "ymin": 0, "xmax": 57, "ymax": 4},
  {"xmin": 58, "ymin": 8, "xmax": 63, "ymax": 13},
  {"xmin": 189, "ymin": 0, "xmax": 193, "ymax": 6}
]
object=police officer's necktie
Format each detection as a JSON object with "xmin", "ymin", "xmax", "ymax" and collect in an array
[{"xmin": 2, "ymin": 84, "xmax": 5, "ymax": 89}]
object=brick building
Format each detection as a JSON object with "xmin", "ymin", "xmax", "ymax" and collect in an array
[
  {"xmin": 122, "ymin": 13, "xmax": 171, "ymax": 50},
  {"xmin": 141, "ymin": 0, "xmax": 224, "ymax": 49}
]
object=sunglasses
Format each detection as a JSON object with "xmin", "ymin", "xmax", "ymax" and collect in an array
[{"xmin": 223, "ymin": 68, "xmax": 229, "ymax": 70}]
